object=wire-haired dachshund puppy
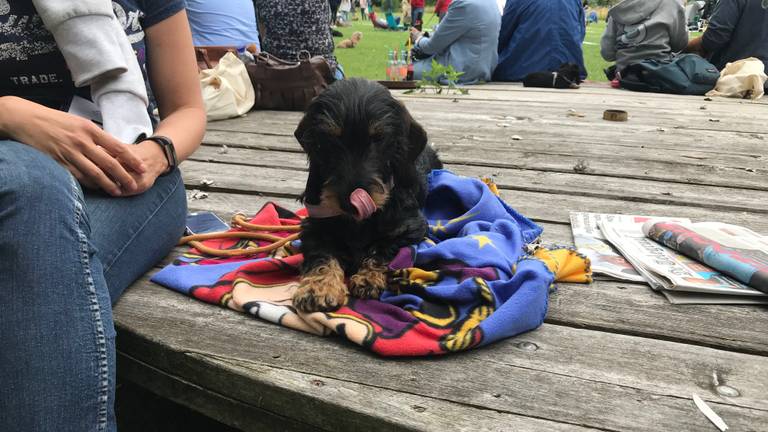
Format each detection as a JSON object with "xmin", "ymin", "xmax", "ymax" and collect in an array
[
  {"xmin": 292, "ymin": 78, "xmax": 442, "ymax": 313},
  {"xmin": 523, "ymin": 63, "xmax": 582, "ymax": 89}
]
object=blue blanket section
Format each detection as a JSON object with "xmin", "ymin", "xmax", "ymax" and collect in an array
[
  {"xmin": 384, "ymin": 170, "xmax": 551, "ymax": 348},
  {"xmin": 153, "ymin": 170, "xmax": 554, "ymax": 352},
  {"xmin": 152, "ymin": 258, "xmax": 254, "ymax": 295}
]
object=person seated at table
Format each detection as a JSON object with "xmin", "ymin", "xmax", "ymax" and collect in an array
[
  {"xmin": 410, "ymin": 0, "xmax": 501, "ymax": 85},
  {"xmin": 493, "ymin": 0, "xmax": 587, "ymax": 82},
  {"xmin": 186, "ymin": 0, "xmax": 261, "ymax": 51},
  {"xmin": 600, "ymin": 0, "xmax": 688, "ymax": 80},
  {"xmin": 686, "ymin": 0, "xmax": 768, "ymax": 84},
  {"xmin": 254, "ymin": 0, "xmax": 344, "ymax": 80}
]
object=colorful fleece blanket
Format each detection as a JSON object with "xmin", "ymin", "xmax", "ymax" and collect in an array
[{"xmin": 152, "ymin": 170, "xmax": 591, "ymax": 356}]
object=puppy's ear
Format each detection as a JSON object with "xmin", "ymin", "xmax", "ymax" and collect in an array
[
  {"xmin": 294, "ymin": 113, "xmax": 312, "ymax": 151},
  {"xmin": 405, "ymin": 111, "xmax": 427, "ymax": 161}
]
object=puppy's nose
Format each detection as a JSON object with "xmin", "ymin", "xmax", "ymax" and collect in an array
[{"xmin": 349, "ymin": 188, "xmax": 377, "ymax": 221}]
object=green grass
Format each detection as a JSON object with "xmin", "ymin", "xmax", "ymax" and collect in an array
[
  {"xmin": 333, "ymin": 15, "xmax": 414, "ymax": 80},
  {"xmin": 583, "ymin": 22, "xmax": 612, "ymax": 81},
  {"xmin": 334, "ymin": 16, "xmax": 700, "ymax": 82}
]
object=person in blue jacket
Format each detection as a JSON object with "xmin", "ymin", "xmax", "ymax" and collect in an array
[
  {"xmin": 410, "ymin": 0, "xmax": 501, "ymax": 84},
  {"xmin": 493, "ymin": 0, "xmax": 587, "ymax": 82}
]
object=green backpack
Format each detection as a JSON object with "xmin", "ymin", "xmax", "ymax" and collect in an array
[{"xmin": 620, "ymin": 54, "xmax": 720, "ymax": 95}]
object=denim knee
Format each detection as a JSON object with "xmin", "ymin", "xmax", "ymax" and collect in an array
[{"xmin": 0, "ymin": 140, "xmax": 82, "ymax": 221}]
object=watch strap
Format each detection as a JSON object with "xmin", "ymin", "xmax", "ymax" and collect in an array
[{"xmin": 136, "ymin": 134, "xmax": 178, "ymax": 176}]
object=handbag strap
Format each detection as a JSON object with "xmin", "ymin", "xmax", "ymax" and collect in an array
[
  {"xmin": 178, "ymin": 214, "xmax": 301, "ymax": 257},
  {"xmin": 196, "ymin": 47, "xmax": 214, "ymax": 70}
]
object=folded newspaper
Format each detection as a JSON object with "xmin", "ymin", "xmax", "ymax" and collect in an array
[
  {"xmin": 643, "ymin": 221, "xmax": 768, "ymax": 295},
  {"xmin": 598, "ymin": 218, "xmax": 768, "ymax": 305},
  {"xmin": 569, "ymin": 212, "xmax": 688, "ymax": 282},
  {"xmin": 570, "ymin": 212, "xmax": 768, "ymax": 304}
]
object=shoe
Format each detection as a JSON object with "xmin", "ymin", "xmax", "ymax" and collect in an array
[{"xmin": 331, "ymin": 28, "xmax": 343, "ymax": 37}]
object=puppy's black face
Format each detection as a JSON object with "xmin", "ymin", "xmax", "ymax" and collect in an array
[{"xmin": 294, "ymin": 78, "xmax": 427, "ymax": 219}]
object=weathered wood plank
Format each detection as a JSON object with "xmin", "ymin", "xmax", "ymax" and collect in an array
[
  {"xmin": 550, "ymin": 280, "xmax": 768, "ymax": 355},
  {"xmin": 467, "ymin": 82, "xmax": 768, "ymax": 106},
  {"xmin": 115, "ymin": 279, "xmax": 768, "ymax": 432},
  {"xmin": 206, "ymin": 110, "xmax": 768, "ymax": 157},
  {"xmin": 202, "ymin": 129, "xmax": 767, "ymax": 171},
  {"xmin": 118, "ymin": 353, "xmax": 316, "ymax": 432},
  {"xmin": 209, "ymin": 95, "xmax": 768, "ymax": 137},
  {"xmin": 190, "ymin": 143, "xmax": 768, "ymax": 192},
  {"xmin": 182, "ymin": 188, "xmax": 768, "ymax": 236},
  {"xmin": 399, "ymin": 88, "xmax": 768, "ymax": 112},
  {"xmin": 115, "ymin": 285, "xmax": 594, "ymax": 432},
  {"xmin": 178, "ymin": 159, "xmax": 768, "ymax": 215}
]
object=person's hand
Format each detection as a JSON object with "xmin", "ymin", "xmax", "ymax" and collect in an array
[
  {"xmin": 124, "ymin": 139, "xmax": 171, "ymax": 196},
  {"xmin": 409, "ymin": 27, "xmax": 423, "ymax": 45},
  {"xmin": 685, "ymin": 35, "xmax": 706, "ymax": 56},
  {"xmin": 0, "ymin": 97, "xmax": 146, "ymax": 196}
]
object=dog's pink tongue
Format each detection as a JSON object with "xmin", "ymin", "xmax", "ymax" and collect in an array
[{"xmin": 350, "ymin": 188, "xmax": 376, "ymax": 221}]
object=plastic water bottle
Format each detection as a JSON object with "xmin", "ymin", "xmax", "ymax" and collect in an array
[
  {"xmin": 386, "ymin": 49, "xmax": 395, "ymax": 81},
  {"xmin": 398, "ymin": 45, "xmax": 408, "ymax": 81}
]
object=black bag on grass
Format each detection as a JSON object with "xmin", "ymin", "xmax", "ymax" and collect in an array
[{"xmin": 619, "ymin": 54, "xmax": 720, "ymax": 95}]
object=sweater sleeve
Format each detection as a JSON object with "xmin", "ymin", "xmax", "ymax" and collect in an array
[
  {"xmin": 31, "ymin": 0, "xmax": 126, "ymax": 86},
  {"xmin": 415, "ymin": 1, "xmax": 469, "ymax": 55},
  {"xmin": 701, "ymin": 0, "xmax": 741, "ymax": 54},
  {"xmin": 32, "ymin": 0, "xmax": 152, "ymax": 142},
  {"xmin": 669, "ymin": 3, "xmax": 689, "ymax": 53},
  {"xmin": 600, "ymin": 16, "xmax": 617, "ymax": 62}
]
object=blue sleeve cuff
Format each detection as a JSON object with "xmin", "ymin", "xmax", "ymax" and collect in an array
[{"xmin": 142, "ymin": 1, "xmax": 186, "ymax": 28}]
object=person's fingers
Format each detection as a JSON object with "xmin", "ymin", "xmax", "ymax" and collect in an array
[
  {"xmin": 82, "ymin": 144, "xmax": 139, "ymax": 194},
  {"xmin": 90, "ymin": 126, "xmax": 147, "ymax": 174},
  {"xmin": 61, "ymin": 160, "xmax": 96, "ymax": 190},
  {"xmin": 68, "ymin": 152, "xmax": 123, "ymax": 196}
]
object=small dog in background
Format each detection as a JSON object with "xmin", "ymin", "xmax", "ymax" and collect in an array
[
  {"xmin": 336, "ymin": 31, "xmax": 363, "ymax": 48},
  {"xmin": 292, "ymin": 78, "xmax": 442, "ymax": 313},
  {"xmin": 523, "ymin": 63, "xmax": 582, "ymax": 89}
]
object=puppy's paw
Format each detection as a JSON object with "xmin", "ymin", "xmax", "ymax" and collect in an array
[
  {"xmin": 349, "ymin": 259, "xmax": 388, "ymax": 300},
  {"xmin": 294, "ymin": 258, "xmax": 347, "ymax": 313}
]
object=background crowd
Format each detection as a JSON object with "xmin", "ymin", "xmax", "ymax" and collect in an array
[{"xmin": 183, "ymin": 0, "xmax": 767, "ymax": 89}]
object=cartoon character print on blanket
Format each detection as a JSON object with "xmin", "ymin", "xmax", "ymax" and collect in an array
[{"xmin": 153, "ymin": 170, "xmax": 591, "ymax": 356}]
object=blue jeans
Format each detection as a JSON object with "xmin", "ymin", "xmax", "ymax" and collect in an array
[
  {"xmin": 0, "ymin": 140, "xmax": 187, "ymax": 431},
  {"xmin": 412, "ymin": 7, "xmax": 424, "ymax": 29}
]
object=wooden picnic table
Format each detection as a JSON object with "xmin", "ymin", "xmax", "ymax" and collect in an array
[{"xmin": 114, "ymin": 83, "xmax": 768, "ymax": 432}]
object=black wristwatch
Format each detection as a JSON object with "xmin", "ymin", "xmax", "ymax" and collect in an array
[{"xmin": 137, "ymin": 134, "xmax": 178, "ymax": 175}]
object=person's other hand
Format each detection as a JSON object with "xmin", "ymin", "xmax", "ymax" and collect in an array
[
  {"xmin": 125, "ymin": 139, "xmax": 170, "ymax": 196},
  {"xmin": 685, "ymin": 35, "xmax": 705, "ymax": 56},
  {"xmin": 1, "ymin": 97, "xmax": 147, "ymax": 196},
  {"xmin": 409, "ymin": 27, "xmax": 423, "ymax": 44}
]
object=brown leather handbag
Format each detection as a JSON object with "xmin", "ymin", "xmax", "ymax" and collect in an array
[
  {"xmin": 246, "ymin": 50, "xmax": 334, "ymax": 111},
  {"xmin": 195, "ymin": 46, "xmax": 238, "ymax": 71}
]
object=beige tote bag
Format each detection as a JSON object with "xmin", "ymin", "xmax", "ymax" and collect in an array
[
  {"xmin": 200, "ymin": 52, "xmax": 255, "ymax": 121},
  {"xmin": 706, "ymin": 57, "xmax": 767, "ymax": 100}
]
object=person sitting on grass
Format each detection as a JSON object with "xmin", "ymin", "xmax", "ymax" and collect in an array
[
  {"xmin": 600, "ymin": 0, "xmax": 688, "ymax": 81},
  {"xmin": 686, "ymin": 0, "xmax": 768, "ymax": 88},
  {"xmin": 493, "ymin": 0, "xmax": 587, "ymax": 82},
  {"xmin": 410, "ymin": 0, "xmax": 501, "ymax": 85}
]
